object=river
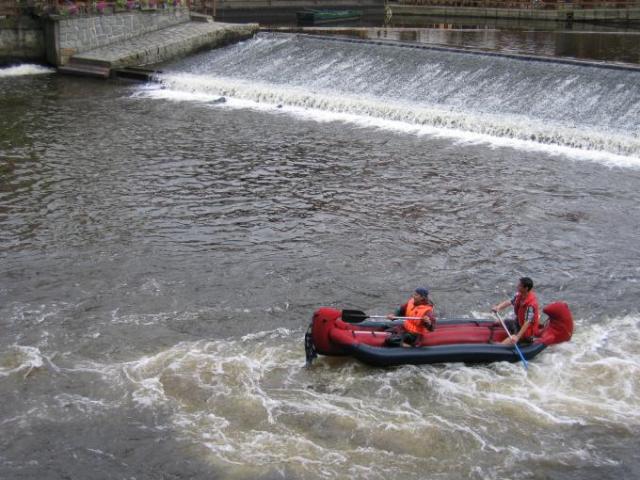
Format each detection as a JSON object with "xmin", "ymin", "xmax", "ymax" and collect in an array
[{"xmin": 1, "ymin": 32, "xmax": 639, "ymax": 479}]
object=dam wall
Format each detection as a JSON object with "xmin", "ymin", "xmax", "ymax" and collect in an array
[
  {"xmin": 44, "ymin": 8, "xmax": 191, "ymax": 66},
  {"xmin": 0, "ymin": 16, "xmax": 45, "ymax": 63}
]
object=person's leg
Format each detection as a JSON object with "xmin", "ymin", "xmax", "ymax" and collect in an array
[
  {"xmin": 505, "ymin": 319, "xmax": 518, "ymax": 335},
  {"xmin": 385, "ymin": 333, "xmax": 403, "ymax": 347},
  {"xmin": 401, "ymin": 332, "xmax": 419, "ymax": 347}
]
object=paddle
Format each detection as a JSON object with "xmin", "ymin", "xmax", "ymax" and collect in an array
[
  {"xmin": 341, "ymin": 309, "xmax": 422, "ymax": 323},
  {"xmin": 493, "ymin": 311, "xmax": 528, "ymax": 370}
]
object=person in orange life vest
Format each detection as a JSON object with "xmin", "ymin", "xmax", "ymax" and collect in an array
[
  {"xmin": 386, "ymin": 287, "xmax": 435, "ymax": 347},
  {"xmin": 491, "ymin": 277, "xmax": 540, "ymax": 345}
]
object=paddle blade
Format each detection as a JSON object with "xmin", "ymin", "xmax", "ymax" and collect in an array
[{"xmin": 341, "ymin": 309, "xmax": 368, "ymax": 323}]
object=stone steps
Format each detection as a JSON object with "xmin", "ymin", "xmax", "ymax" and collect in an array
[
  {"xmin": 57, "ymin": 18, "xmax": 258, "ymax": 78},
  {"xmin": 57, "ymin": 58, "xmax": 111, "ymax": 78},
  {"xmin": 113, "ymin": 65, "xmax": 160, "ymax": 81}
]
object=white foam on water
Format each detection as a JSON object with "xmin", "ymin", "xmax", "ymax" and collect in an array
[
  {"xmin": 0, "ymin": 345, "xmax": 44, "ymax": 378},
  {"xmin": 0, "ymin": 64, "xmax": 54, "ymax": 78},
  {"xmin": 131, "ymin": 84, "xmax": 222, "ymax": 103},
  {"xmin": 241, "ymin": 327, "xmax": 292, "ymax": 341},
  {"xmin": 109, "ymin": 307, "xmax": 177, "ymax": 326},
  {"xmin": 6, "ymin": 301, "xmax": 69, "ymax": 327},
  {"xmin": 136, "ymin": 74, "xmax": 640, "ymax": 169},
  {"xmin": 15, "ymin": 314, "xmax": 634, "ymax": 478},
  {"xmin": 98, "ymin": 316, "xmax": 634, "ymax": 476},
  {"xmin": 131, "ymin": 377, "xmax": 166, "ymax": 407},
  {"xmin": 54, "ymin": 393, "xmax": 112, "ymax": 415},
  {"xmin": 542, "ymin": 315, "xmax": 640, "ymax": 424}
]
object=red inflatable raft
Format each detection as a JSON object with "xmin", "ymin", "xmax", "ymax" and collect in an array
[{"xmin": 305, "ymin": 302, "xmax": 573, "ymax": 367}]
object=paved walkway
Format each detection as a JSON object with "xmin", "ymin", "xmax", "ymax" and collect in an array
[{"xmin": 72, "ymin": 20, "xmax": 258, "ymax": 69}]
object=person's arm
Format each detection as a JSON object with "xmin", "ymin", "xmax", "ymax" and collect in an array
[
  {"xmin": 503, "ymin": 320, "xmax": 531, "ymax": 345},
  {"xmin": 387, "ymin": 303, "xmax": 407, "ymax": 320},
  {"xmin": 426, "ymin": 302, "xmax": 436, "ymax": 321},
  {"xmin": 491, "ymin": 299, "xmax": 511, "ymax": 313},
  {"xmin": 422, "ymin": 317, "xmax": 434, "ymax": 331},
  {"xmin": 502, "ymin": 305, "xmax": 535, "ymax": 345},
  {"xmin": 423, "ymin": 308, "xmax": 435, "ymax": 330}
]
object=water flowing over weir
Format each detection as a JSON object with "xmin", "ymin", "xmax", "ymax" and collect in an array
[
  {"xmin": 0, "ymin": 64, "xmax": 54, "ymax": 78},
  {"xmin": 150, "ymin": 33, "xmax": 640, "ymax": 166}
]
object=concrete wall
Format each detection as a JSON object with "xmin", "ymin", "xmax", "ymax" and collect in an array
[
  {"xmin": 45, "ymin": 8, "xmax": 191, "ymax": 65},
  {"xmin": 0, "ymin": 0, "xmax": 18, "ymax": 17},
  {"xmin": 0, "ymin": 17, "xmax": 45, "ymax": 63},
  {"xmin": 84, "ymin": 22, "xmax": 259, "ymax": 68}
]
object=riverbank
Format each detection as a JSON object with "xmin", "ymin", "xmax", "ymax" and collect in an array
[
  {"xmin": 56, "ymin": 15, "xmax": 258, "ymax": 77},
  {"xmin": 1, "ymin": 10, "xmax": 258, "ymax": 75},
  {"xmin": 388, "ymin": 3, "xmax": 640, "ymax": 24}
]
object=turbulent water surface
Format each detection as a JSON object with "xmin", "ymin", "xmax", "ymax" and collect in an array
[{"xmin": 1, "ymin": 35, "xmax": 640, "ymax": 480}]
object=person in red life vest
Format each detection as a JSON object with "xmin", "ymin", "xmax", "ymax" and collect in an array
[
  {"xmin": 386, "ymin": 287, "xmax": 436, "ymax": 347},
  {"xmin": 491, "ymin": 277, "xmax": 540, "ymax": 345}
]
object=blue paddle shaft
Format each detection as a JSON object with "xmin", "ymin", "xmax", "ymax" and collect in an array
[
  {"xmin": 494, "ymin": 311, "xmax": 528, "ymax": 369},
  {"xmin": 513, "ymin": 343, "xmax": 529, "ymax": 369}
]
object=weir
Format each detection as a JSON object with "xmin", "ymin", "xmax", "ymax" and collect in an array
[{"xmin": 149, "ymin": 32, "xmax": 640, "ymax": 163}]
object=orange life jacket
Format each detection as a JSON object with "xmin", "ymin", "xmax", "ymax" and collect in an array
[
  {"xmin": 403, "ymin": 298, "xmax": 434, "ymax": 337},
  {"xmin": 514, "ymin": 291, "xmax": 540, "ymax": 338}
]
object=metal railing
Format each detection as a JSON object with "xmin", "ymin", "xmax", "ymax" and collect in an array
[{"xmin": 395, "ymin": 0, "xmax": 640, "ymax": 9}]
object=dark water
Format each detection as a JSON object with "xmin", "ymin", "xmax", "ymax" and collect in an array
[
  {"xmin": 354, "ymin": 26, "xmax": 640, "ymax": 63},
  {"xmin": 1, "ymin": 34, "xmax": 640, "ymax": 479},
  {"xmin": 243, "ymin": 10, "xmax": 640, "ymax": 64}
]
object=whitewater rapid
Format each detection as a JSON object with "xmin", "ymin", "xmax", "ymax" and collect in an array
[{"xmin": 2, "ymin": 313, "xmax": 638, "ymax": 479}]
